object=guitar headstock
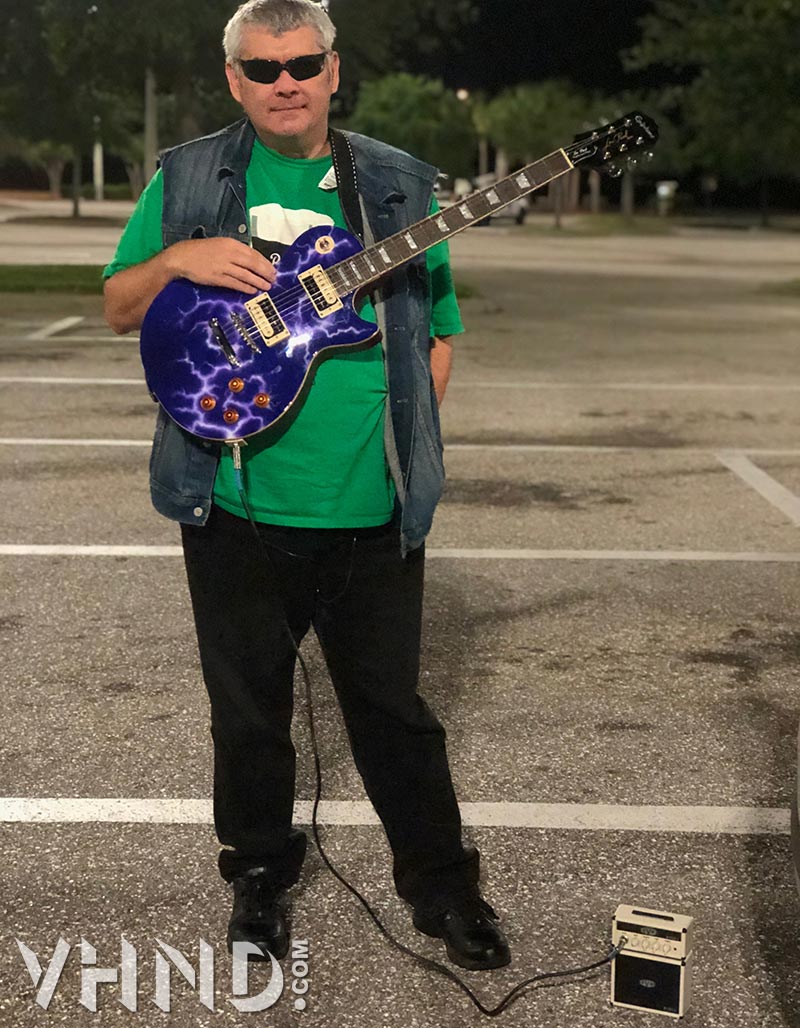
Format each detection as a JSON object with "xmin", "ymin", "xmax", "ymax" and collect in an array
[{"xmin": 565, "ymin": 111, "xmax": 659, "ymax": 177}]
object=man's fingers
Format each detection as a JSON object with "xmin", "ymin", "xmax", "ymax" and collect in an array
[{"xmin": 229, "ymin": 250, "xmax": 276, "ymax": 283}]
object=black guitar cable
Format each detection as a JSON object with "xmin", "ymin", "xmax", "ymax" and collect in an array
[{"xmin": 229, "ymin": 443, "xmax": 627, "ymax": 1016}]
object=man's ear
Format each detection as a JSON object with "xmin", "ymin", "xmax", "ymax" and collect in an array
[
  {"xmin": 328, "ymin": 50, "xmax": 340, "ymax": 94},
  {"xmin": 225, "ymin": 63, "xmax": 243, "ymax": 104}
]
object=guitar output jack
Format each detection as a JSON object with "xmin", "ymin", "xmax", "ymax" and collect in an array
[{"xmin": 223, "ymin": 409, "xmax": 240, "ymax": 424}]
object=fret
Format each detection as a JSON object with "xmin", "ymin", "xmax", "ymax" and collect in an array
[{"xmin": 326, "ymin": 148, "xmax": 578, "ymax": 297}]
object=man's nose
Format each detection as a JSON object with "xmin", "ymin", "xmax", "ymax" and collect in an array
[{"xmin": 274, "ymin": 69, "xmax": 299, "ymax": 92}]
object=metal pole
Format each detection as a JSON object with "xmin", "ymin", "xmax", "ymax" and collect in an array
[{"xmin": 93, "ymin": 115, "xmax": 104, "ymax": 202}]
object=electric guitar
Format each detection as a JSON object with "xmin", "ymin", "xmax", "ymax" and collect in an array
[{"xmin": 140, "ymin": 112, "xmax": 659, "ymax": 442}]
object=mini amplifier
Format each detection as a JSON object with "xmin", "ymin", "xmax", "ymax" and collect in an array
[{"xmin": 610, "ymin": 904, "xmax": 694, "ymax": 1019}]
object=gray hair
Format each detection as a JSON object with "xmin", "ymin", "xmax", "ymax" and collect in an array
[{"xmin": 223, "ymin": 0, "xmax": 336, "ymax": 62}]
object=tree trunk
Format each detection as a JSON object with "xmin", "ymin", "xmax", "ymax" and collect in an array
[
  {"xmin": 45, "ymin": 157, "xmax": 66, "ymax": 199},
  {"xmin": 621, "ymin": 171, "xmax": 635, "ymax": 222},
  {"xmin": 759, "ymin": 177, "xmax": 770, "ymax": 228},
  {"xmin": 566, "ymin": 168, "xmax": 580, "ymax": 213},
  {"xmin": 125, "ymin": 160, "xmax": 145, "ymax": 201},
  {"xmin": 144, "ymin": 67, "xmax": 159, "ymax": 183},
  {"xmin": 478, "ymin": 136, "xmax": 489, "ymax": 178},
  {"xmin": 552, "ymin": 177, "xmax": 563, "ymax": 230},
  {"xmin": 588, "ymin": 170, "xmax": 602, "ymax": 214},
  {"xmin": 71, "ymin": 148, "xmax": 82, "ymax": 219}
]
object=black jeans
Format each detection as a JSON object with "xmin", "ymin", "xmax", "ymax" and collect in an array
[{"xmin": 180, "ymin": 504, "xmax": 480, "ymax": 908}]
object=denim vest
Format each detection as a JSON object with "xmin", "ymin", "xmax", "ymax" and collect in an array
[{"xmin": 150, "ymin": 118, "xmax": 444, "ymax": 554}]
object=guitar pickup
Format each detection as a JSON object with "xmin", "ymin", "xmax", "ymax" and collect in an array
[
  {"xmin": 244, "ymin": 292, "xmax": 290, "ymax": 347},
  {"xmin": 209, "ymin": 318, "xmax": 240, "ymax": 367},
  {"xmin": 299, "ymin": 265, "xmax": 343, "ymax": 318}
]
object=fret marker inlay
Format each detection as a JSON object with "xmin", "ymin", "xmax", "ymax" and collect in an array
[
  {"xmin": 378, "ymin": 247, "xmax": 391, "ymax": 264},
  {"xmin": 459, "ymin": 204, "xmax": 473, "ymax": 220},
  {"xmin": 487, "ymin": 189, "xmax": 500, "ymax": 205},
  {"xmin": 516, "ymin": 173, "xmax": 530, "ymax": 188},
  {"xmin": 403, "ymin": 233, "xmax": 418, "ymax": 250},
  {"xmin": 436, "ymin": 216, "xmax": 448, "ymax": 233}
]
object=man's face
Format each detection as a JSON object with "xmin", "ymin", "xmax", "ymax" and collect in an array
[{"xmin": 226, "ymin": 25, "xmax": 339, "ymax": 146}]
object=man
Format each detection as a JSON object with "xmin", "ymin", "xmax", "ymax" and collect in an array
[{"xmin": 104, "ymin": 0, "xmax": 510, "ymax": 972}]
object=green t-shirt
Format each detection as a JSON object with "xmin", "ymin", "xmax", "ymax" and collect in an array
[{"xmin": 105, "ymin": 137, "xmax": 464, "ymax": 527}]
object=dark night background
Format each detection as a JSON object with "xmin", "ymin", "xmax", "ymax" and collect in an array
[{"xmin": 424, "ymin": 0, "xmax": 658, "ymax": 95}]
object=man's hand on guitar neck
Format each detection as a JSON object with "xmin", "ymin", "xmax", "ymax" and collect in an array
[{"xmin": 104, "ymin": 238, "xmax": 277, "ymax": 335}]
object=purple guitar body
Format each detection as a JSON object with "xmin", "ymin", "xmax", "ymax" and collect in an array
[{"xmin": 140, "ymin": 224, "xmax": 378, "ymax": 441}]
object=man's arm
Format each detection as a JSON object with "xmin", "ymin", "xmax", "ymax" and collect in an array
[
  {"xmin": 103, "ymin": 239, "xmax": 277, "ymax": 335},
  {"xmin": 430, "ymin": 335, "xmax": 453, "ymax": 406}
]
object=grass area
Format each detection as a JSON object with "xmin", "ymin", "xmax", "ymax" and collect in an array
[
  {"xmin": 759, "ymin": 279, "xmax": 800, "ymax": 298},
  {"xmin": 454, "ymin": 279, "xmax": 480, "ymax": 299},
  {"xmin": 0, "ymin": 264, "xmax": 483, "ymax": 302},
  {"xmin": 0, "ymin": 264, "xmax": 105, "ymax": 293}
]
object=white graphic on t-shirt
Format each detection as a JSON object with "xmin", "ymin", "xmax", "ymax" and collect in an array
[{"xmin": 250, "ymin": 203, "xmax": 333, "ymax": 257}]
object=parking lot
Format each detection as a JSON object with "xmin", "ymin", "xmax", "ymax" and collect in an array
[{"xmin": 1, "ymin": 215, "xmax": 800, "ymax": 1026}]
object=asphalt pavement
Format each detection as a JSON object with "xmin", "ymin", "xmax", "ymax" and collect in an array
[{"xmin": 1, "ymin": 202, "xmax": 800, "ymax": 1027}]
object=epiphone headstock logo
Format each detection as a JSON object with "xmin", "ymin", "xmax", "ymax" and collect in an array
[{"xmin": 634, "ymin": 114, "xmax": 657, "ymax": 140}]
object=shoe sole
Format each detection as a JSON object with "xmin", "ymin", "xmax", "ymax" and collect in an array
[
  {"xmin": 226, "ymin": 935, "xmax": 289, "ymax": 961},
  {"xmin": 412, "ymin": 913, "xmax": 512, "ymax": 971}
]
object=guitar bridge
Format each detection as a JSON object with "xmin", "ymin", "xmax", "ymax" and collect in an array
[
  {"xmin": 299, "ymin": 265, "xmax": 343, "ymax": 318},
  {"xmin": 231, "ymin": 311, "xmax": 261, "ymax": 353},
  {"xmin": 209, "ymin": 318, "xmax": 240, "ymax": 367},
  {"xmin": 244, "ymin": 292, "xmax": 290, "ymax": 347}
]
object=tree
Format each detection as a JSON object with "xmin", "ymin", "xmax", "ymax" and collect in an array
[
  {"xmin": 348, "ymin": 74, "xmax": 476, "ymax": 178},
  {"xmin": 483, "ymin": 81, "xmax": 587, "ymax": 225},
  {"xmin": 626, "ymin": 0, "xmax": 800, "ymax": 222},
  {"xmin": 330, "ymin": 0, "xmax": 477, "ymax": 113}
]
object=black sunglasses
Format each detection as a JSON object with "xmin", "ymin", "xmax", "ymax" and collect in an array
[{"xmin": 237, "ymin": 51, "xmax": 329, "ymax": 84}]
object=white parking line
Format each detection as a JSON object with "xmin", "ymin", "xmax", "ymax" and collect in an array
[
  {"xmin": 448, "ymin": 444, "xmax": 800, "ymax": 456},
  {"xmin": 2, "ymin": 544, "xmax": 799, "ymax": 562},
  {"xmin": 449, "ymin": 381, "xmax": 800, "ymax": 392},
  {"xmin": 0, "ymin": 437, "xmax": 150, "ymax": 447},
  {"xmin": 0, "ymin": 797, "xmax": 788, "ymax": 835},
  {"xmin": 0, "ymin": 376, "xmax": 142, "ymax": 386},
  {"xmin": 3, "ymin": 437, "xmax": 800, "ymax": 458},
  {"xmin": 2, "ymin": 376, "xmax": 799, "ymax": 391},
  {"xmin": 26, "ymin": 317, "xmax": 85, "ymax": 340},
  {"xmin": 717, "ymin": 452, "xmax": 800, "ymax": 526}
]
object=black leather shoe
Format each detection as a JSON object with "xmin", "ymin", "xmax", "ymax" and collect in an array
[
  {"xmin": 226, "ymin": 866, "xmax": 290, "ymax": 961},
  {"xmin": 412, "ymin": 890, "xmax": 511, "ymax": 971}
]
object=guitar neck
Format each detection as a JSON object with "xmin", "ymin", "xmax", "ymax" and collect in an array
[{"xmin": 327, "ymin": 148, "xmax": 574, "ymax": 296}]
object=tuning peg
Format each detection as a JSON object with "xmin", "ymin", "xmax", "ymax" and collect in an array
[
  {"xmin": 636, "ymin": 136, "xmax": 645, "ymax": 146},
  {"xmin": 624, "ymin": 118, "xmax": 632, "ymax": 127},
  {"xmin": 626, "ymin": 156, "xmax": 639, "ymax": 168},
  {"xmin": 606, "ymin": 164, "xmax": 624, "ymax": 178},
  {"xmin": 644, "ymin": 151, "xmax": 655, "ymax": 163},
  {"xmin": 619, "ymin": 143, "xmax": 629, "ymax": 152}
]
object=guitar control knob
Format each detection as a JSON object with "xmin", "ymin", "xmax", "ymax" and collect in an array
[
  {"xmin": 200, "ymin": 396, "xmax": 216, "ymax": 411},
  {"xmin": 254, "ymin": 393, "xmax": 271, "ymax": 408},
  {"xmin": 228, "ymin": 378, "xmax": 245, "ymax": 393},
  {"xmin": 223, "ymin": 409, "xmax": 240, "ymax": 424}
]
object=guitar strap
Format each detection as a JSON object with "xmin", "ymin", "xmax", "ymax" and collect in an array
[{"xmin": 328, "ymin": 128, "xmax": 365, "ymax": 242}]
